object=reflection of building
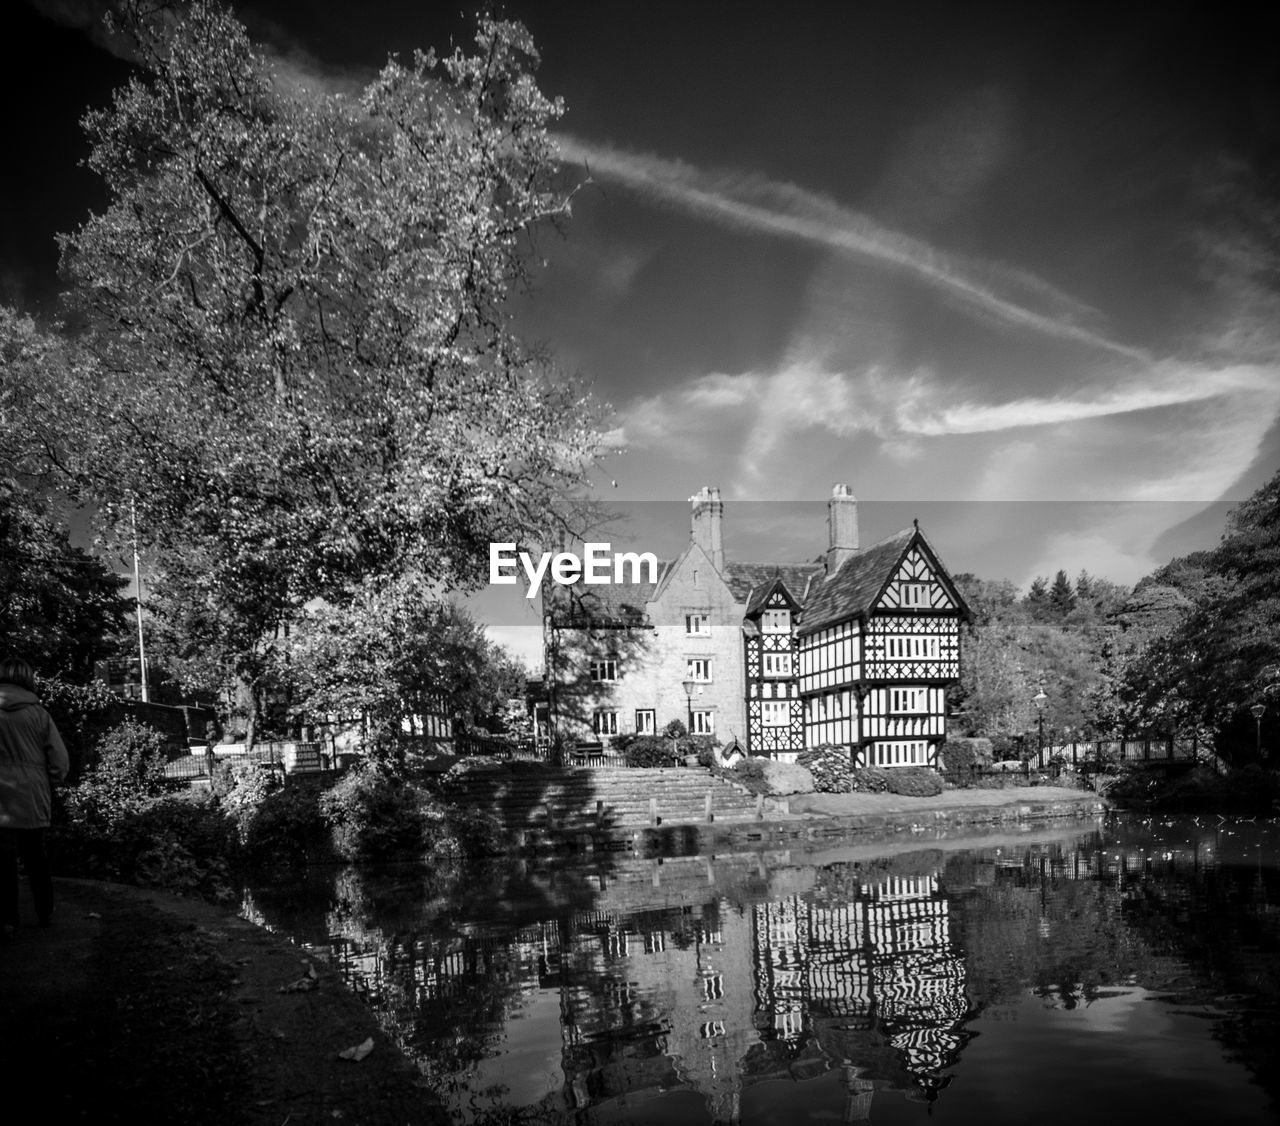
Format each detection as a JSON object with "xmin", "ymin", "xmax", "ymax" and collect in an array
[
  {"xmin": 316, "ymin": 861, "xmax": 974, "ymax": 1123},
  {"xmin": 753, "ymin": 873, "xmax": 970, "ymax": 1113}
]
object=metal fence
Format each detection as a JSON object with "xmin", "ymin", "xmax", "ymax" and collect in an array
[{"xmin": 162, "ymin": 741, "xmax": 332, "ymax": 783}]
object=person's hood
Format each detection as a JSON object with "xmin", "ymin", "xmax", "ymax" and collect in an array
[{"xmin": 0, "ymin": 683, "xmax": 39, "ymax": 711}]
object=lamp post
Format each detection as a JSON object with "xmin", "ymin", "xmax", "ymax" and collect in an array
[
  {"xmin": 1033, "ymin": 686, "xmax": 1047, "ymax": 765},
  {"xmin": 682, "ymin": 678, "xmax": 697, "ymax": 735},
  {"xmin": 1251, "ymin": 703, "xmax": 1266, "ymax": 760}
]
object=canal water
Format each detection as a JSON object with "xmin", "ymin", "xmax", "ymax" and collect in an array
[{"xmin": 243, "ymin": 814, "xmax": 1280, "ymax": 1124}]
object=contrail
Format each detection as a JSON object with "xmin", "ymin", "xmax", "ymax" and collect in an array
[{"xmin": 559, "ymin": 135, "xmax": 1150, "ymax": 364}]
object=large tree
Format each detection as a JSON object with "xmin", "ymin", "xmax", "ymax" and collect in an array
[
  {"xmin": 55, "ymin": 2, "xmax": 602, "ymax": 736},
  {"xmin": 1119, "ymin": 471, "xmax": 1280, "ymax": 759}
]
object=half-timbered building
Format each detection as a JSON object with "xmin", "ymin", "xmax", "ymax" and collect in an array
[{"xmin": 544, "ymin": 483, "xmax": 967, "ymax": 767}]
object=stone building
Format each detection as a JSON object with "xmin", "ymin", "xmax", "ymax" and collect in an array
[{"xmin": 544, "ymin": 485, "xmax": 967, "ymax": 767}]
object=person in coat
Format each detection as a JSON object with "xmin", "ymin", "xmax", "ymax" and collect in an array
[{"xmin": 0, "ymin": 657, "xmax": 69, "ymax": 940}]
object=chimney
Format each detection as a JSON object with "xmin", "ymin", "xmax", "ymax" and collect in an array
[
  {"xmin": 826, "ymin": 483, "xmax": 858, "ymax": 575},
  {"xmin": 690, "ymin": 485, "xmax": 725, "ymax": 573}
]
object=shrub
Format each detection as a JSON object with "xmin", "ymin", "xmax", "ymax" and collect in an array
[
  {"xmin": 884, "ymin": 767, "xmax": 945, "ymax": 797},
  {"xmin": 797, "ymin": 745, "xmax": 854, "ymax": 793},
  {"xmin": 319, "ymin": 765, "xmax": 431, "ymax": 861},
  {"xmin": 224, "ymin": 766, "xmax": 329, "ymax": 865},
  {"xmin": 54, "ymin": 788, "xmax": 236, "ymax": 901},
  {"xmin": 624, "ymin": 735, "xmax": 680, "ymax": 768},
  {"xmin": 729, "ymin": 757, "xmax": 770, "ymax": 794},
  {"xmin": 848, "ymin": 766, "xmax": 893, "ymax": 793},
  {"xmin": 74, "ymin": 719, "xmax": 170, "ymax": 825},
  {"xmin": 937, "ymin": 740, "xmax": 976, "ymax": 777}
]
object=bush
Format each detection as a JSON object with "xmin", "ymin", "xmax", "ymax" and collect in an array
[
  {"xmin": 319, "ymin": 766, "xmax": 431, "ymax": 861},
  {"xmin": 884, "ymin": 766, "xmax": 945, "ymax": 797},
  {"xmin": 74, "ymin": 719, "xmax": 170, "ymax": 824},
  {"xmin": 937, "ymin": 740, "xmax": 976, "ymax": 777},
  {"xmin": 55, "ymin": 788, "xmax": 236, "ymax": 901},
  {"xmin": 848, "ymin": 766, "xmax": 893, "ymax": 793},
  {"xmin": 797, "ymin": 745, "xmax": 854, "ymax": 793},
  {"xmin": 729, "ymin": 757, "xmax": 770, "ymax": 794},
  {"xmin": 624, "ymin": 735, "xmax": 680, "ymax": 769},
  {"xmin": 319, "ymin": 765, "xmax": 503, "ymax": 860}
]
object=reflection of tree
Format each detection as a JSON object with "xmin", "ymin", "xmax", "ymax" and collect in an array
[{"xmin": 241, "ymin": 824, "xmax": 1280, "ymax": 1123}]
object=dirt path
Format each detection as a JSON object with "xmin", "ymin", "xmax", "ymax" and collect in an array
[{"xmin": 0, "ymin": 879, "xmax": 448, "ymax": 1125}]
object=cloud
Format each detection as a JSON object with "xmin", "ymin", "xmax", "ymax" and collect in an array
[
  {"xmin": 616, "ymin": 356, "xmax": 1280, "ymax": 504},
  {"xmin": 557, "ymin": 135, "xmax": 1146, "ymax": 362},
  {"xmin": 896, "ymin": 363, "xmax": 1278, "ymax": 436}
]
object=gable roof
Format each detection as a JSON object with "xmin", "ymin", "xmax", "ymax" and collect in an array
[
  {"xmin": 796, "ymin": 528, "xmax": 916, "ymax": 635},
  {"xmin": 797, "ymin": 526, "xmax": 971, "ymax": 634},
  {"xmin": 725, "ymin": 562, "xmax": 825, "ymax": 610}
]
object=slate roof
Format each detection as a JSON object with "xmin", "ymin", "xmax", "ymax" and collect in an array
[
  {"xmin": 796, "ymin": 527, "xmax": 917, "ymax": 636},
  {"xmin": 544, "ymin": 525, "xmax": 961, "ymax": 634},
  {"xmin": 726, "ymin": 562, "xmax": 825, "ymax": 612}
]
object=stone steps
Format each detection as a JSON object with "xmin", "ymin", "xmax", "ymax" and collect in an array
[{"xmin": 439, "ymin": 766, "xmax": 772, "ymax": 830}]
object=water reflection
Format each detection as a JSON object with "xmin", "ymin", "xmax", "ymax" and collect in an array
[{"xmin": 243, "ymin": 816, "xmax": 1280, "ymax": 1124}]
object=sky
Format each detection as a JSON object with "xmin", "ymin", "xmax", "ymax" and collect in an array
[{"xmin": 7, "ymin": 0, "xmax": 1280, "ymax": 667}]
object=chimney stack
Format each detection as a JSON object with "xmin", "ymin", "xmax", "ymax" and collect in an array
[
  {"xmin": 690, "ymin": 486, "xmax": 724, "ymax": 573},
  {"xmin": 826, "ymin": 483, "xmax": 859, "ymax": 575}
]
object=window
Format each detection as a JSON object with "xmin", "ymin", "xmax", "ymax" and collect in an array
[
  {"xmin": 687, "ymin": 658, "xmax": 712, "ymax": 682},
  {"xmin": 762, "ymin": 700, "xmax": 790, "ymax": 727},
  {"xmin": 763, "ymin": 652, "xmax": 793, "ymax": 677},
  {"xmin": 692, "ymin": 710, "xmax": 714, "ymax": 734},
  {"xmin": 635, "ymin": 709, "xmax": 655, "ymax": 734},
  {"xmin": 885, "ymin": 636, "xmax": 939, "ymax": 660},
  {"xmin": 872, "ymin": 740, "xmax": 929, "ymax": 766},
  {"xmin": 890, "ymin": 687, "xmax": 928, "ymax": 713},
  {"xmin": 685, "ymin": 613, "xmax": 710, "ymax": 635},
  {"xmin": 590, "ymin": 659, "xmax": 618, "ymax": 682},
  {"xmin": 762, "ymin": 609, "xmax": 791, "ymax": 634},
  {"xmin": 594, "ymin": 710, "xmax": 618, "ymax": 736},
  {"xmin": 900, "ymin": 583, "xmax": 930, "ymax": 607}
]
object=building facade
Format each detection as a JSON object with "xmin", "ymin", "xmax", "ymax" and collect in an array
[{"xmin": 545, "ymin": 485, "xmax": 967, "ymax": 767}]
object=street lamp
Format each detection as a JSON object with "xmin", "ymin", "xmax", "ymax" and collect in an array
[
  {"xmin": 682, "ymin": 678, "xmax": 697, "ymax": 734},
  {"xmin": 1033, "ymin": 686, "xmax": 1047, "ymax": 763},
  {"xmin": 1251, "ymin": 702, "xmax": 1266, "ymax": 760}
]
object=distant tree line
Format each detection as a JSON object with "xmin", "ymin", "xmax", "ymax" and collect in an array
[{"xmin": 950, "ymin": 467, "xmax": 1280, "ymax": 764}]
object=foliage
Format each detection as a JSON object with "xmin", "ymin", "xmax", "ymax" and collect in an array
[
  {"xmin": 318, "ymin": 764, "xmax": 501, "ymax": 860},
  {"xmin": 53, "ymin": 2, "xmax": 603, "ymax": 740},
  {"xmin": 848, "ymin": 766, "xmax": 894, "ymax": 793},
  {"xmin": 1107, "ymin": 763, "xmax": 1280, "ymax": 814},
  {"xmin": 883, "ymin": 766, "xmax": 945, "ymax": 797},
  {"xmin": 797, "ymin": 744, "xmax": 854, "ymax": 792},
  {"xmin": 319, "ymin": 766, "xmax": 430, "ymax": 861},
  {"xmin": 1117, "ymin": 468, "xmax": 1280, "ymax": 759},
  {"xmin": 937, "ymin": 739, "xmax": 977, "ymax": 775},
  {"xmin": 31, "ymin": 675, "xmax": 117, "ymax": 779},
  {"xmin": 55, "ymin": 788, "xmax": 236, "ymax": 901},
  {"xmin": 623, "ymin": 735, "xmax": 680, "ymax": 768},
  {"xmin": 73, "ymin": 719, "xmax": 170, "ymax": 822},
  {"xmin": 0, "ymin": 478, "xmax": 130, "ymax": 686},
  {"xmin": 294, "ymin": 589, "xmax": 526, "ymax": 756},
  {"xmin": 729, "ymin": 757, "xmax": 769, "ymax": 794}
]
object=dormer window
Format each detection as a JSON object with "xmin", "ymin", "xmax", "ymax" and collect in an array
[{"xmin": 762, "ymin": 609, "xmax": 791, "ymax": 634}]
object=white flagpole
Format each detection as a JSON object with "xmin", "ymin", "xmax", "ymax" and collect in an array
[{"xmin": 131, "ymin": 498, "xmax": 149, "ymax": 703}]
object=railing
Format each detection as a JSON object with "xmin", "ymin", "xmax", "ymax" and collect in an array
[
  {"xmin": 162, "ymin": 741, "xmax": 331, "ymax": 782},
  {"xmin": 1027, "ymin": 736, "xmax": 1210, "ymax": 773}
]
